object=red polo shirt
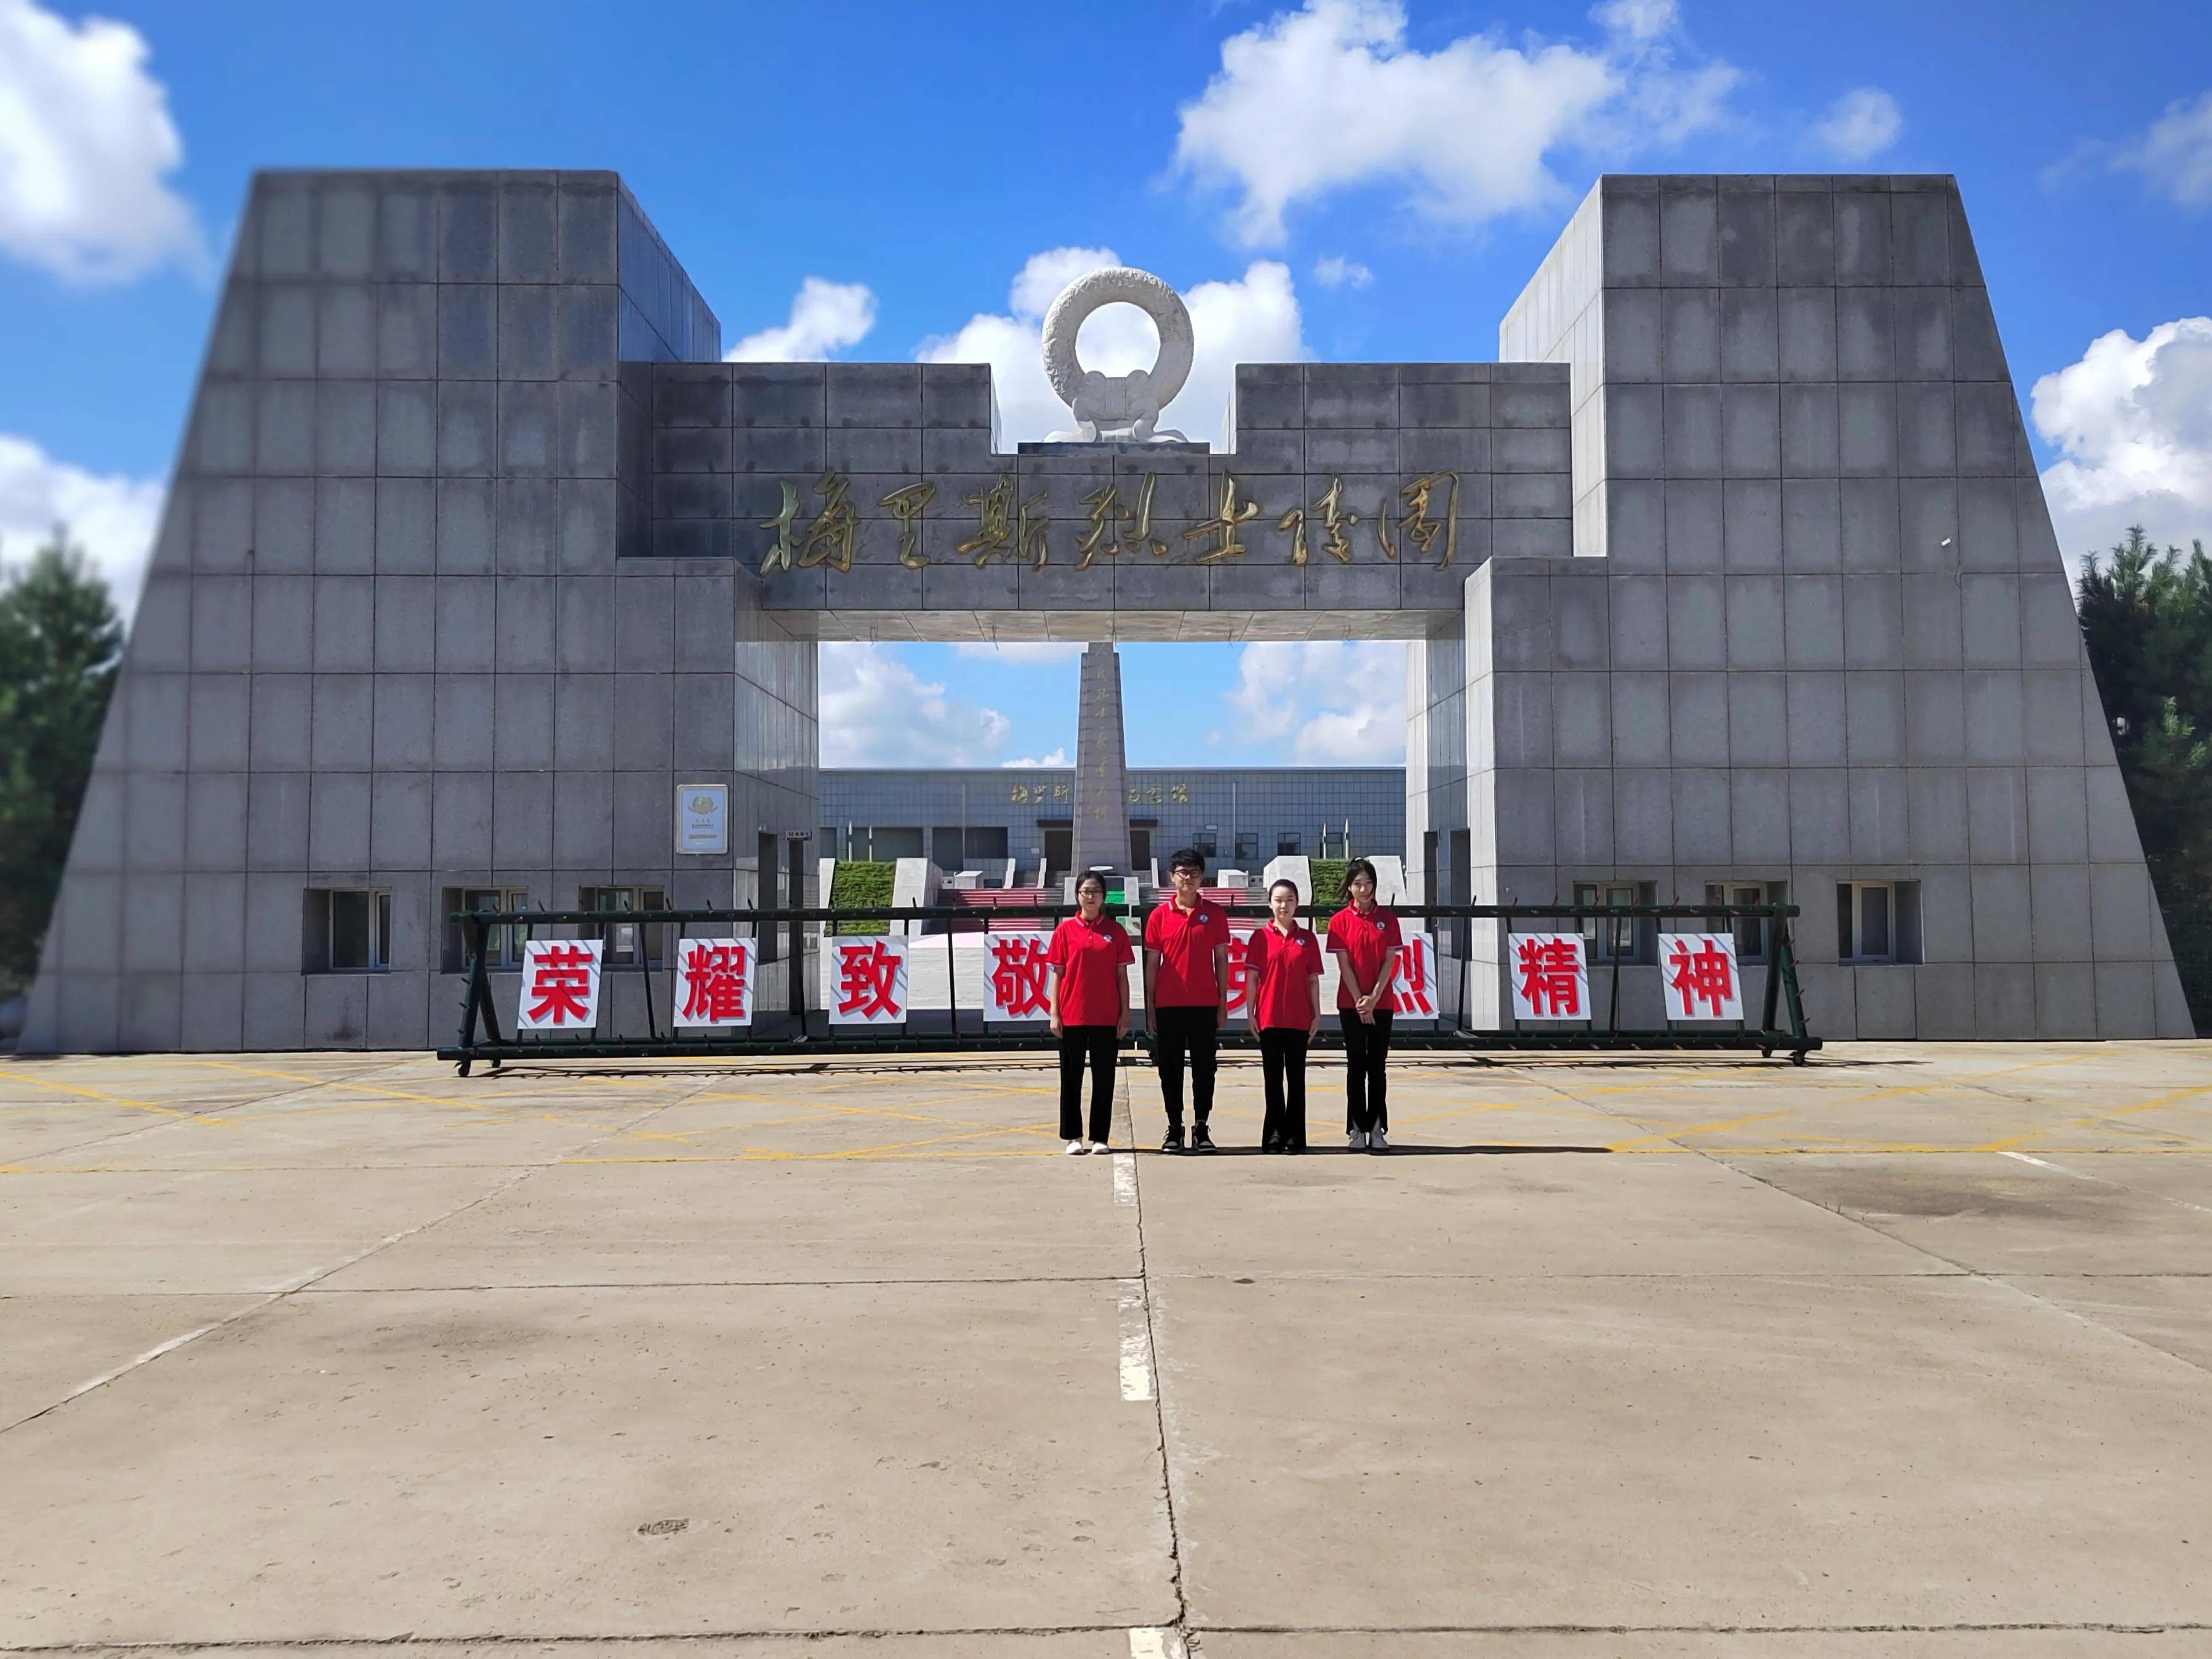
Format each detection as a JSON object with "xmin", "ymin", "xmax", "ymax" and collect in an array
[
  {"xmin": 1046, "ymin": 915, "xmax": 1134, "ymax": 1027},
  {"xmin": 1144, "ymin": 898, "xmax": 1230, "ymax": 1008},
  {"xmin": 1328, "ymin": 904, "xmax": 1406, "ymax": 1011},
  {"xmin": 1248, "ymin": 921, "xmax": 1324, "ymax": 1030}
]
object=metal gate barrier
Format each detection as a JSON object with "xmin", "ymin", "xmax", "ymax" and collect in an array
[{"xmin": 438, "ymin": 901, "xmax": 1817, "ymax": 1074}]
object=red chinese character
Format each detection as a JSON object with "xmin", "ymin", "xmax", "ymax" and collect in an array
[
  {"xmin": 1224, "ymin": 931, "xmax": 1254, "ymax": 1015},
  {"xmin": 1397, "ymin": 938, "xmax": 1432, "ymax": 1015},
  {"xmin": 1667, "ymin": 937, "xmax": 1737, "ymax": 1018},
  {"xmin": 679, "ymin": 942, "xmax": 749, "ymax": 1023},
  {"xmin": 1515, "ymin": 936, "xmax": 1582, "ymax": 1018},
  {"xmin": 988, "ymin": 936, "xmax": 1052, "ymax": 1018},
  {"xmin": 525, "ymin": 943, "xmax": 597, "ymax": 1026},
  {"xmin": 835, "ymin": 940, "xmax": 904, "ymax": 1019}
]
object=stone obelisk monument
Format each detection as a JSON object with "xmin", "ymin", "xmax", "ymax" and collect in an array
[
  {"xmin": 1038, "ymin": 266, "xmax": 1195, "ymax": 885},
  {"xmin": 1070, "ymin": 642, "xmax": 1130, "ymax": 877}
]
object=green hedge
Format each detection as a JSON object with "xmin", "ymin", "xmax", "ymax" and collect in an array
[
  {"xmin": 1307, "ymin": 859, "xmax": 1348, "ymax": 926},
  {"xmin": 828, "ymin": 860, "xmax": 896, "ymax": 934}
]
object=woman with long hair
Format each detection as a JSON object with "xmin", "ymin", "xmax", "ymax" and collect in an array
[
  {"xmin": 1248, "ymin": 876, "xmax": 1323, "ymax": 1152},
  {"xmin": 1047, "ymin": 871, "xmax": 1134, "ymax": 1153},
  {"xmin": 1327, "ymin": 858, "xmax": 1404, "ymax": 1152}
]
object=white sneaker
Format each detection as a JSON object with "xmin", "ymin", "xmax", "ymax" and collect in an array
[
  {"xmin": 1347, "ymin": 1130, "xmax": 1368, "ymax": 1150},
  {"xmin": 1369, "ymin": 1127, "xmax": 1389, "ymax": 1151},
  {"xmin": 1065, "ymin": 1139, "xmax": 1087, "ymax": 1154},
  {"xmin": 1084, "ymin": 1140, "xmax": 1107, "ymax": 1154}
]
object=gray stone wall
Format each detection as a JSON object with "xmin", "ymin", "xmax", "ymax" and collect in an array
[
  {"xmin": 22, "ymin": 171, "xmax": 817, "ymax": 1054},
  {"xmin": 1481, "ymin": 175, "xmax": 2190, "ymax": 1038},
  {"xmin": 23, "ymin": 167, "xmax": 2187, "ymax": 1050}
]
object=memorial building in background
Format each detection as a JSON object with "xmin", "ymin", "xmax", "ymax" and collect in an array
[{"xmin": 21, "ymin": 169, "xmax": 2194, "ymax": 1050}]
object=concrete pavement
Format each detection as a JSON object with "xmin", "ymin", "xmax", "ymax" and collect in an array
[{"xmin": 1, "ymin": 1042, "xmax": 2208, "ymax": 1654}]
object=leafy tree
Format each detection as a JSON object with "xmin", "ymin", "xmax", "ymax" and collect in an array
[
  {"xmin": 0, "ymin": 529, "xmax": 123, "ymax": 994},
  {"xmin": 2077, "ymin": 528, "xmax": 2212, "ymax": 1026}
]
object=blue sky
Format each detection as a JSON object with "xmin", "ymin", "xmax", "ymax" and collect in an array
[{"xmin": 5, "ymin": 0, "xmax": 2211, "ymax": 767}]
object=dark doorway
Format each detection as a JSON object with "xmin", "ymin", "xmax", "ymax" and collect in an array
[{"xmin": 1042, "ymin": 824, "xmax": 1073, "ymax": 879}]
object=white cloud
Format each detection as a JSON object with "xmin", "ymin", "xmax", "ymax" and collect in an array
[
  {"xmin": 0, "ymin": 0, "xmax": 206, "ymax": 283},
  {"xmin": 0, "ymin": 433, "xmax": 162, "ymax": 620},
  {"xmin": 1592, "ymin": 0, "xmax": 1676, "ymax": 42},
  {"xmin": 1813, "ymin": 87, "xmax": 1904, "ymax": 163},
  {"xmin": 725, "ymin": 277, "xmax": 878, "ymax": 362},
  {"xmin": 1313, "ymin": 255, "xmax": 1373, "ymax": 289},
  {"xmin": 1171, "ymin": 0, "xmax": 1737, "ymax": 246},
  {"xmin": 1224, "ymin": 641, "xmax": 1406, "ymax": 763},
  {"xmin": 953, "ymin": 641, "xmax": 1088, "ymax": 664},
  {"xmin": 2032, "ymin": 316, "xmax": 2212, "ymax": 577},
  {"xmin": 1001, "ymin": 748, "xmax": 1070, "ymax": 768},
  {"xmin": 818, "ymin": 642, "xmax": 1012, "ymax": 767},
  {"xmin": 2114, "ymin": 90, "xmax": 2212, "ymax": 209},
  {"xmin": 917, "ymin": 246, "xmax": 1307, "ymax": 448}
]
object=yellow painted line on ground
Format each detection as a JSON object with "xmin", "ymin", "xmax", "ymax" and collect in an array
[
  {"xmin": 1974, "ymin": 1081, "xmax": 2212, "ymax": 1153},
  {"xmin": 689, "ymin": 1088, "xmax": 1054, "ymax": 1137},
  {"xmin": 178, "ymin": 1059, "xmax": 700, "ymax": 1146},
  {"xmin": 1, "ymin": 1072, "xmax": 233, "ymax": 1128},
  {"xmin": 1605, "ymin": 1110, "xmax": 1793, "ymax": 1152},
  {"xmin": 567, "ymin": 1120, "xmax": 1057, "ymax": 1163}
]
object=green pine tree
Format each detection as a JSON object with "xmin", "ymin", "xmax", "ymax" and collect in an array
[
  {"xmin": 2077, "ymin": 528, "xmax": 2212, "ymax": 1027},
  {"xmin": 0, "ymin": 529, "xmax": 124, "ymax": 995}
]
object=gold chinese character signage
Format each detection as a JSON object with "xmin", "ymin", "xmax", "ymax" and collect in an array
[{"xmin": 755, "ymin": 470, "xmax": 1465, "ymax": 579}]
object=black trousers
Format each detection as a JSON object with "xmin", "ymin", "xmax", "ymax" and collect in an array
[
  {"xmin": 1151, "ymin": 1004, "xmax": 1218, "ymax": 1127},
  {"xmin": 1258, "ymin": 1027, "xmax": 1309, "ymax": 1148},
  {"xmin": 1057, "ymin": 1026, "xmax": 1118, "ymax": 1143},
  {"xmin": 1342, "ymin": 1008, "xmax": 1394, "ymax": 1134}
]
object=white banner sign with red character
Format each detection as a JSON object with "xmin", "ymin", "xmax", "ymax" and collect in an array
[
  {"xmin": 673, "ymin": 937, "xmax": 756, "ymax": 1027},
  {"xmin": 1392, "ymin": 931, "xmax": 1438, "ymax": 1018},
  {"xmin": 826, "ymin": 936, "xmax": 910, "ymax": 1026},
  {"xmin": 1662, "ymin": 933, "xmax": 1745, "ymax": 1021},
  {"xmin": 983, "ymin": 931, "xmax": 1053, "ymax": 1022},
  {"xmin": 1221, "ymin": 926, "xmax": 1259, "ymax": 1025},
  {"xmin": 1510, "ymin": 932, "xmax": 1589, "ymax": 1022},
  {"xmin": 518, "ymin": 938, "xmax": 604, "ymax": 1033}
]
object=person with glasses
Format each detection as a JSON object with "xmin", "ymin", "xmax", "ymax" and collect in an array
[
  {"xmin": 1327, "ymin": 858, "xmax": 1404, "ymax": 1152},
  {"xmin": 1142, "ymin": 848, "xmax": 1230, "ymax": 1153},
  {"xmin": 1047, "ymin": 870, "xmax": 1134, "ymax": 1154},
  {"xmin": 1248, "ymin": 877, "xmax": 1323, "ymax": 1153}
]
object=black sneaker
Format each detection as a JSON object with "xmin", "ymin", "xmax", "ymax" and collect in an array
[
  {"xmin": 1191, "ymin": 1125, "xmax": 1217, "ymax": 1153},
  {"xmin": 1161, "ymin": 1125, "xmax": 1186, "ymax": 1154}
]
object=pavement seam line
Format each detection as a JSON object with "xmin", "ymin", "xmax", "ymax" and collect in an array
[
  {"xmin": 2, "ymin": 1618, "xmax": 2206, "ymax": 1649},
  {"xmin": 0, "ymin": 1160, "xmax": 542, "ymax": 1439},
  {"xmin": 1693, "ymin": 1149, "xmax": 2212, "ymax": 1381},
  {"xmin": 0, "ymin": 1078, "xmax": 691, "ymax": 1439},
  {"xmin": 1118, "ymin": 1066, "xmax": 1190, "ymax": 1640}
]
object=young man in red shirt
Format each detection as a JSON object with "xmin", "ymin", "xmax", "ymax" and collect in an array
[{"xmin": 1142, "ymin": 848, "xmax": 1230, "ymax": 1153}]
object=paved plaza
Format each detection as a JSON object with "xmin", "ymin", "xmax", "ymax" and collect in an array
[{"xmin": 2, "ymin": 1042, "xmax": 2209, "ymax": 1655}]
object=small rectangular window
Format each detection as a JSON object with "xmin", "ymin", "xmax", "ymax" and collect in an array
[
  {"xmin": 581, "ymin": 885, "xmax": 668, "ymax": 965},
  {"xmin": 1276, "ymin": 835, "xmax": 1301, "ymax": 856},
  {"xmin": 1837, "ymin": 882, "xmax": 1915, "ymax": 964},
  {"xmin": 307, "ymin": 888, "xmax": 391, "ymax": 973},
  {"xmin": 1704, "ymin": 881, "xmax": 1782, "ymax": 963},
  {"xmin": 1575, "ymin": 880, "xmax": 1649, "ymax": 963},
  {"xmin": 443, "ymin": 887, "xmax": 529, "ymax": 972}
]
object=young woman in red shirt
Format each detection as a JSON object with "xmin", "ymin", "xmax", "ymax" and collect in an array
[
  {"xmin": 1327, "ymin": 858, "xmax": 1404, "ymax": 1153},
  {"xmin": 1248, "ymin": 877, "xmax": 1324, "ymax": 1153},
  {"xmin": 1046, "ymin": 871, "xmax": 1134, "ymax": 1154}
]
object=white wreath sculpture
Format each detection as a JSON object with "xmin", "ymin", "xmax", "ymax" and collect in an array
[{"xmin": 1041, "ymin": 267, "xmax": 1194, "ymax": 443}]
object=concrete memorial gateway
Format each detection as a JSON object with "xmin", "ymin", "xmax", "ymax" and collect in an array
[{"xmin": 21, "ymin": 169, "xmax": 2192, "ymax": 1050}]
